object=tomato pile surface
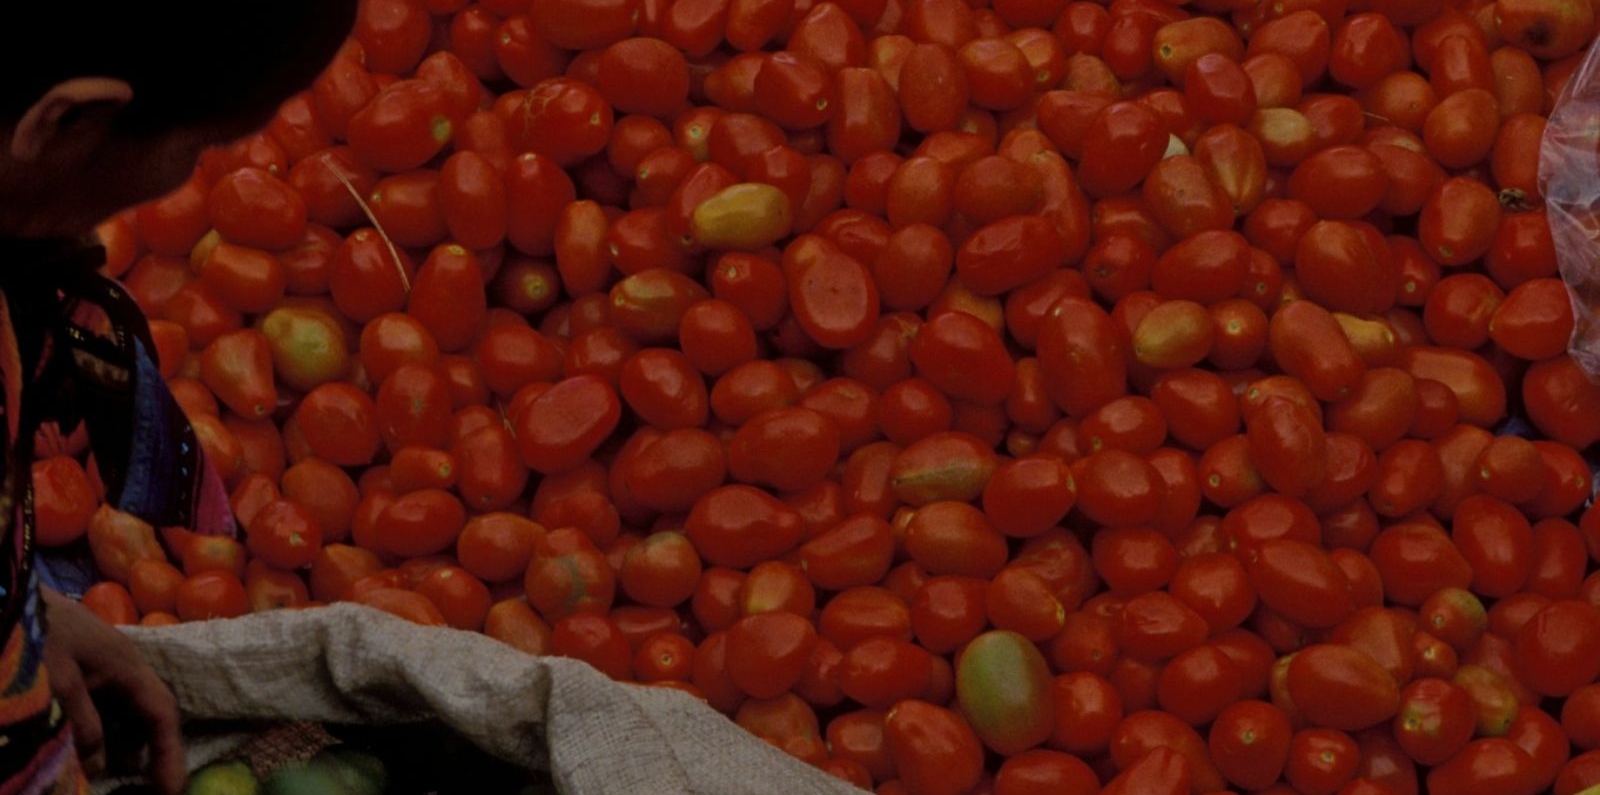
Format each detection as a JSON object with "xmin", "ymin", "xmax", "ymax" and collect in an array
[{"xmin": 47, "ymin": 0, "xmax": 1600, "ymax": 791}]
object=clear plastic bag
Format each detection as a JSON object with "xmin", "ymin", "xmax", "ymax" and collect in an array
[{"xmin": 1542, "ymin": 39, "xmax": 1600, "ymax": 377}]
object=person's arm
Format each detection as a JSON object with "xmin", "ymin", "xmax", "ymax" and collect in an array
[{"xmin": 40, "ymin": 586, "xmax": 185, "ymax": 795}]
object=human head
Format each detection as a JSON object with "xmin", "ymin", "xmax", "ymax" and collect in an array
[{"xmin": 0, "ymin": 1, "xmax": 359, "ymax": 239}]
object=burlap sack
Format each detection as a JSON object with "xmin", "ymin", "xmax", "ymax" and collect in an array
[{"xmin": 96, "ymin": 604, "xmax": 867, "ymax": 795}]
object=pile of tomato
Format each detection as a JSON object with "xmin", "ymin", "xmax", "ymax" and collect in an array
[{"xmin": 35, "ymin": 0, "xmax": 1600, "ymax": 791}]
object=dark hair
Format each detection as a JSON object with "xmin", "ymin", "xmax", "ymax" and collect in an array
[{"xmin": 1, "ymin": 2, "xmax": 359, "ymax": 133}]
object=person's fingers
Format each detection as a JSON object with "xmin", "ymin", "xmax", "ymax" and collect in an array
[
  {"xmin": 147, "ymin": 722, "xmax": 188, "ymax": 795},
  {"xmin": 109, "ymin": 665, "xmax": 186, "ymax": 795},
  {"xmin": 53, "ymin": 663, "xmax": 106, "ymax": 778},
  {"xmin": 40, "ymin": 591, "xmax": 187, "ymax": 792}
]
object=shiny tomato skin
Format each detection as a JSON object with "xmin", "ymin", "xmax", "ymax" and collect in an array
[
  {"xmin": 1284, "ymin": 727, "xmax": 1361, "ymax": 795},
  {"xmin": 1152, "ymin": 229, "xmax": 1250, "ymax": 305},
  {"xmin": 1143, "ymin": 156, "xmax": 1234, "ymax": 240},
  {"xmin": 1523, "ymin": 356, "xmax": 1600, "ymax": 449},
  {"xmin": 1513, "ymin": 600, "xmax": 1600, "ymax": 698},
  {"xmin": 1506, "ymin": 706, "xmax": 1569, "ymax": 794},
  {"xmin": 725, "ymin": 611, "xmax": 817, "ymax": 699},
  {"xmin": 728, "ymin": 406, "xmax": 841, "ymax": 493},
  {"xmin": 207, "ymin": 168, "xmax": 308, "ymax": 252},
  {"xmin": 1369, "ymin": 521, "xmax": 1475, "ymax": 607},
  {"xmin": 909, "ymin": 310, "xmax": 1016, "ymax": 406},
  {"xmin": 685, "ymin": 485, "xmax": 806, "ymax": 569},
  {"xmin": 829, "ymin": 68, "xmax": 902, "ymax": 166},
  {"xmin": 884, "ymin": 700, "xmax": 986, "ymax": 795},
  {"xmin": 956, "ymin": 215, "xmax": 1068, "ymax": 297},
  {"xmin": 1403, "ymin": 346, "xmax": 1507, "ymax": 430},
  {"xmin": 1243, "ymin": 539, "xmax": 1356, "ymax": 630},
  {"xmin": 1269, "ymin": 300, "xmax": 1366, "ymax": 403},
  {"xmin": 1287, "ymin": 145, "xmax": 1386, "ymax": 220},
  {"xmin": 1078, "ymin": 101, "xmax": 1168, "ymax": 197},
  {"xmin": 1426, "ymin": 738, "xmax": 1541, "ymax": 795},
  {"xmin": 905, "ymin": 501, "xmax": 1009, "ymax": 579},
  {"xmin": 1109, "ymin": 710, "xmax": 1224, "ymax": 793},
  {"xmin": 1490, "ymin": 278, "xmax": 1575, "ymax": 362},
  {"xmin": 1209, "ymin": 700, "xmax": 1293, "ymax": 791},
  {"xmin": 1294, "ymin": 220, "xmax": 1397, "ymax": 317},
  {"xmin": 899, "ymin": 43, "xmax": 970, "ymax": 134},
  {"xmin": 783, "ymin": 235, "xmax": 881, "ymax": 350},
  {"xmin": 347, "ymin": 80, "xmax": 456, "ymax": 175},
  {"xmin": 1286, "ymin": 644, "xmax": 1403, "ymax": 732},
  {"xmin": 1394, "ymin": 677, "xmax": 1477, "ymax": 766},
  {"xmin": 981, "ymin": 456, "xmax": 1076, "ymax": 539},
  {"xmin": 1418, "ymin": 175, "xmax": 1502, "ymax": 266},
  {"xmin": 1037, "ymin": 295, "xmax": 1128, "ymax": 418},
  {"xmin": 1116, "ymin": 591, "xmax": 1209, "ymax": 664},
  {"xmin": 512, "ymin": 375, "xmax": 622, "ymax": 475},
  {"xmin": 1451, "ymin": 494, "xmax": 1533, "ymax": 599},
  {"xmin": 1246, "ymin": 395, "xmax": 1328, "ymax": 499},
  {"xmin": 1101, "ymin": 747, "xmax": 1190, "ymax": 795}
]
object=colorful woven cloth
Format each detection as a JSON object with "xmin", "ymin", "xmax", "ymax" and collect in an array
[{"xmin": 0, "ymin": 238, "xmax": 233, "ymax": 794}]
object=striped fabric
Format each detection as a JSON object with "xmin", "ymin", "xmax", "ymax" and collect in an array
[{"xmin": 0, "ymin": 239, "xmax": 234, "ymax": 793}]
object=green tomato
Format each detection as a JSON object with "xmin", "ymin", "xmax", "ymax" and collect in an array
[{"xmin": 955, "ymin": 629, "xmax": 1054, "ymax": 755}]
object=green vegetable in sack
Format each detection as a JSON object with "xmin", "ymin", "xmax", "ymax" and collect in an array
[
  {"xmin": 311, "ymin": 747, "xmax": 388, "ymax": 795},
  {"xmin": 260, "ymin": 762, "xmax": 350, "ymax": 795},
  {"xmin": 183, "ymin": 760, "xmax": 260, "ymax": 795}
]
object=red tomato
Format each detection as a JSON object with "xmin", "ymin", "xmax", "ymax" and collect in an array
[
  {"xmin": 513, "ymin": 375, "xmax": 623, "ymax": 474},
  {"xmin": 1286, "ymin": 644, "xmax": 1402, "ymax": 732},
  {"xmin": 1513, "ymin": 600, "xmax": 1600, "ymax": 698},
  {"xmin": 885, "ymin": 701, "xmax": 987, "ymax": 795},
  {"xmin": 1426, "ymin": 738, "xmax": 1540, "ymax": 795},
  {"xmin": 909, "ymin": 309, "xmax": 1016, "ymax": 406},
  {"xmin": 1210, "ymin": 700, "xmax": 1293, "ymax": 790},
  {"xmin": 1243, "ymin": 539, "xmax": 1355, "ymax": 630}
]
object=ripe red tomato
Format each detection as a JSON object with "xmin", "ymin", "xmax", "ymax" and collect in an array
[
  {"xmin": 1286, "ymin": 644, "xmax": 1403, "ymax": 731},
  {"xmin": 885, "ymin": 700, "xmax": 986, "ymax": 795},
  {"xmin": 1426, "ymin": 738, "xmax": 1540, "ymax": 795},
  {"xmin": 1513, "ymin": 600, "xmax": 1600, "ymax": 697}
]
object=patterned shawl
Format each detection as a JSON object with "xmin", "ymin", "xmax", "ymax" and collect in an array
[{"xmin": 0, "ymin": 237, "xmax": 233, "ymax": 793}]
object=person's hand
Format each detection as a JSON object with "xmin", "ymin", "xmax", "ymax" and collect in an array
[{"xmin": 41, "ymin": 586, "xmax": 186, "ymax": 795}]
